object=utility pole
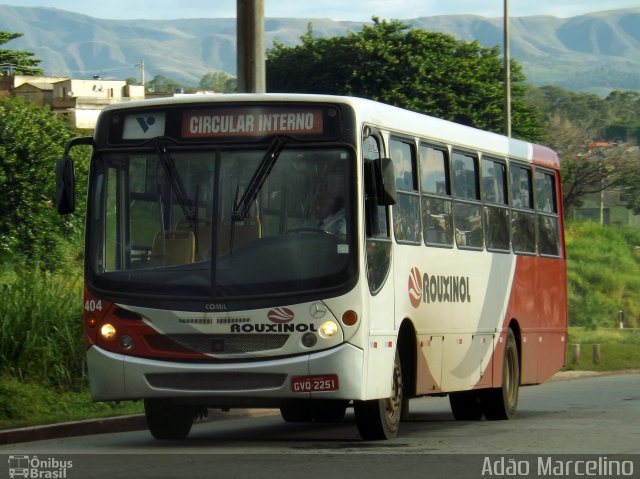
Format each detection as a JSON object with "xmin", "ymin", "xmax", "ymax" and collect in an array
[
  {"xmin": 236, "ymin": 0, "xmax": 265, "ymax": 93},
  {"xmin": 135, "ymin": 60, "xmax": 145, "ymax": 86},
  {"xmin": 503, "ymin": 0, "xmax": 512, "ymax": 137}
]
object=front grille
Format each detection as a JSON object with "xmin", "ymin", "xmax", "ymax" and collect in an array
[
  {"xmin": 145, "ymin": 372, "xmax": 287, "ymax": 391},
  {"xmin": 145, "ymin": 334, "xmax": 289, "ymax": 355}
]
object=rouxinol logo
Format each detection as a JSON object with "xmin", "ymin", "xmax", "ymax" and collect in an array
[
  {"xmin": 267, "ymin": 307, "xmax": 295, "ymax": 324},
  {"xmin": 229, "ymin": 307, "xmax": 317, "ymax": 333},
  {"xmin": 408, "ymin": 267, "xmax": 471, "ymax": 308}
]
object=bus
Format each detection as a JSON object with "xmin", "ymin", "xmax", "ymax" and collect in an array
[{"xmin": 55, "ymin": 94, "xmax": 568, "ymax": 440}]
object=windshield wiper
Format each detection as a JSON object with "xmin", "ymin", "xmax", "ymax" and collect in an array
[
  {"xmin": 232, "ymin": 136, "xmax": 285, "ymax": 222},
  {"xmin": 153, "ymin": 137, "xmax": 196, "ymax": 226}
]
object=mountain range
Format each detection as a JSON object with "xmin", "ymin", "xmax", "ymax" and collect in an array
[{"xmin": 1, "ymin": 5, "xmax": 640, "ymax": 95}]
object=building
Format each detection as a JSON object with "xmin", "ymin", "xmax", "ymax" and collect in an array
[
  {"xmin": 51, "ymin": 78, "xmax": 144, "ymax": 129},
  {"xmin": 1, "ymin": 74, "xmax": 145, "ymax": 130}
]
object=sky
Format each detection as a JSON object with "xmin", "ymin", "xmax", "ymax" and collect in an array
[{"xmin": 1, "ymin": 0, "xmax": 639, "ymax": 21}]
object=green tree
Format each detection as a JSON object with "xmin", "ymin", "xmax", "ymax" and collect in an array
[
  {"xmin": 266, "ymin": 19, "xmax": 543, "ymax": 141},
  {"xmin": 0, "ymin": 31, "xmax": 43, "ymax": 76},
  {"xmin": 198, "ymin": 71, "xmax": 236, "ymax": 93},
  {"xmin": 146, "ymin": 75, "xmax": 194, "ymax": 93},
  {"xmin": 0, "ymin": 97, "xmax": 89, "ymax": 269},
  {"xmin": 527, "ymin": 85, "xmax": 640, "ymax": 215}
]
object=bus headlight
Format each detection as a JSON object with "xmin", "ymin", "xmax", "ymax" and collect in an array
[
  {"xmin": 319, "ymin": 320, "xmax": 339, "ymax": 338},
  {"xmin": 100, "ymin": 323, "xmax": 117, "ymax": 341}
]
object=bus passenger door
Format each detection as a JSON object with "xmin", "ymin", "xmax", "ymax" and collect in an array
[{"xmin": 363, "ymin": 131, "xmax": 397, "ymax": 398}]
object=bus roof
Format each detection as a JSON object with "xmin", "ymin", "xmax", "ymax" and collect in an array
[{"xmin": 100, "ymin": 93, "xmax": 558, "ymax": 168}]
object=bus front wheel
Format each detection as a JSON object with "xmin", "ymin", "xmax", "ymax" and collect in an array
[
  {"xmin": 354, "ymin": 351, "xmax": 403, "ymax": 440},
  {"xmin": 483, "ymin": 328, "xmax": 520, "ymax": 420},
  {"xmin": 144, "ymin": 399, "xmax": 195, "ymax": 440}
]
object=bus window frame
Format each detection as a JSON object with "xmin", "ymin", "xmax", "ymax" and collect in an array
[
  {"xmin": 535, "ymin": 166, "xmax": 562, "ymax": 258},
  {"xmin": 509, "ymin": 161, "xmax": 537, "ymax": 256},
  {"xmin": 451, "ymin": 149, "xmax": 484, "ymax": 251},
  {"xmin": 389, "ymin": 135, "xmax": 421, "ymax": 246},
  {"xmin": 419, "ymin": 141, "xmax": 454, "ymax": 249},
  {"xmin": 481, "ymin": 155, "xmax": 511, "ymax": 254}
]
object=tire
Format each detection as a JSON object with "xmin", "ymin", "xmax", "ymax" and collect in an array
[
  {"xmin": 280, "ymin": 401, "xmax": 314, "ymax": 423},
  {"xmin": 483, "ymin": 328, "xmax": 520, "ymax": 420},
  {"xmin": 449, "ymin": 390, "xmax": 484, "ymax": 420},
  {"xmin": 280, "ymin": 400, "xmax": 348, "ymax": 423},
  {"xmin": 354, "ymin": 351, "xmax": 403, "ymax": 440},
  {"xmin": 144, "ymin": 399, "xmax": 194, "ymax": 440},
  {"xmin": 312, "ymin": 400, "xmax": 348, "ymax": 423}
]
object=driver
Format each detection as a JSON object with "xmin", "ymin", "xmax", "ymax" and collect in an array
[{"xmin": 308, "ymin": 192, "xmax": 346, "ymax": 234}]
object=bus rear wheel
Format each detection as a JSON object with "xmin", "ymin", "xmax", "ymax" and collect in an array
[
  {"xmin": 144, "ymin": 399, "xmax": 195, "ymax": 440},
  {"xmin": 354, "ymin": 351, "xmax": 403, "ymax": 440},
  {"xmin": 483, "ymin": 328, "xmax": 520, "ymax": 420}
]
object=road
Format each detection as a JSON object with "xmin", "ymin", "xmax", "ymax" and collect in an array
[{"xmin": 1, "ymin": 373, "xmax": 639, "ymax": 478}]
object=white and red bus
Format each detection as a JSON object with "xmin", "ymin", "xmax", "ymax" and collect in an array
[{"xmin": 56, "ymin": 94, "xmax": 567, "ymax": 440}]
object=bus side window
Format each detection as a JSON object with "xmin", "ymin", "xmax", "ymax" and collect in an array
[
  {"xmin": 482, "ymin": 157, "xmax": 510, "ymax": 252},
  {"xmin": 390, "ymin": 137, "xmax": 420, "ymax": 244},
  {"xmin": 535, "ymin": 169, "xmax": 560, "ymax": 256},
  {"xmin": 363, "ymin": 132, "xmax": 392, "ymax": 294},
  {"xmin": 452, "ymin": 151, "xmax": 483, "ymax": 249},
  {"xmin": 510, "ymin": 164, "xmax": 536, "ymax": 254},
  {"xmin": 420, "ymin": 144, "xmax": 453, "ymax": 247}
]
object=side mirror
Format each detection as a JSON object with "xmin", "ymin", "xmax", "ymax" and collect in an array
[
  {"xmin": 375, "ymin": 158, "xmax": 397, "ymax": 206},
  {"xmin": 55, "ymin": 136, "xmax": 93, "ymax": 215},
  {"xmin": 55, "ymin": 156, "xmax": 75, "ymax": 214}
]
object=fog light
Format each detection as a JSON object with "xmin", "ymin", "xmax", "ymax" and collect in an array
[
  {"xmin": 100, "ymin": 323, "xmax": 116, "ymax": 340},
  {"xmin": 319, "ymin": 320, "xmax": 339, "ymax": 338},
  {"xmin": 301, "ymin": 332, "xmax": 317, "ymax": 348},
  {"xmin": 119, "ymin": 335, "xmax": 133, "ymax": 350}
]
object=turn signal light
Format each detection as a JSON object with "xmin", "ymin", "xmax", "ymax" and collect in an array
[
  {"xmin": 342, "ymin": 310, "xmax": 358, "ymax": 326},
  {"xmin": 86, "ymin": 313, "xmax": 98, "ymax": 328}
]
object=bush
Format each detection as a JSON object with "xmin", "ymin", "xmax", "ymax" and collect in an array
[
  {"xmin": 0, "ymin": 97, "xmax": 89, "ymax": 270},
  {"xmin": 0, "ymin": 264, "xmax": 84, "ymax": 388}
]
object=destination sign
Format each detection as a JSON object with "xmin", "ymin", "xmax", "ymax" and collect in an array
[{"xmin": 182, "ymin": 108, "xmax": 324, "ymax": 138}]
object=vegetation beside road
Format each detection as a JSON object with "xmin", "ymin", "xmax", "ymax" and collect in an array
[{"xmin": 565, "ymin": 327, "xmax": 640, "ymax": 372}]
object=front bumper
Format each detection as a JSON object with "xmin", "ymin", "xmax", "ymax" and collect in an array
[{"xmin": 87, "ymin": 342, "xmax": 364, "ymax": 405}]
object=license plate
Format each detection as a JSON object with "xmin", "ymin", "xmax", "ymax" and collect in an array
[{"xmin": 291, "ymin": 374, "xmax": 339, "ymax": 392}]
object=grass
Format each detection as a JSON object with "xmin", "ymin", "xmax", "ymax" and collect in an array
[
  {"xmin": 564, "ymin": 327, "xmax": 640, "ymax": 372},
  {"xmin": 0, "ymin": 263, "xmax": 143, "ymax": 429},
  {"xmin": 565, "ymin": 221, "xmax": 640, "ymax": 329},
  {"xmin": 0, "ymin": 265, "xmax": 85, "ymax": 388},
  {"xmin": 0, "ymin": 376, "xmax": 142, "ymax": 429}
]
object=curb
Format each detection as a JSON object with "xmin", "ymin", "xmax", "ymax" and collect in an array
[
  {"xmin": 0, "ymin": 409, "xmax": 278, "ymax": 445},
  {"xmin": 0, "ymin": 414, "xmax": 147, "ymax": 445}
]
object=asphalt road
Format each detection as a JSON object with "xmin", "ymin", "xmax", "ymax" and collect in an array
[{"xmin": 1, "ymin": 372, "xmax": 639, "ymax": 479}]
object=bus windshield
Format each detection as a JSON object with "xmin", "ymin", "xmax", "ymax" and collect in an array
[{"xmin": 87, "ymin": 143, "xmax": 356, "ymax": 303}]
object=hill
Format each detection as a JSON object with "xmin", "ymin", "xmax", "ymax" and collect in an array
[{"xmin": 1, "ymin": 5, "xmax": 640, "ymax": 94}]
